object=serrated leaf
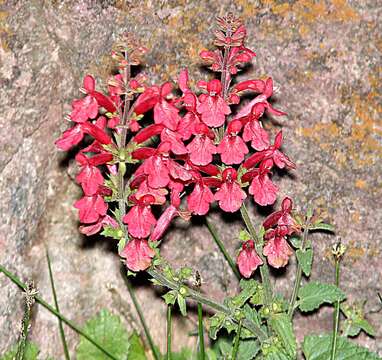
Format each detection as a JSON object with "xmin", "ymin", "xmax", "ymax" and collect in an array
[
  {"xmin": 302, "ymin": 334, "xmax": 381, "ymax": 360},
  {"xmin": 76, "ymin": 309, "xmax": 130, "ymax": 360},
  {"xmin": 0, "ymin": 341, "xmax": 39, "ymax": 360},
  {"xmin": 298, "ymin": 282, "xmax": 345, "ymax": 312},
  {"xmin": 263, "ymin": 351, "xmax": 292, "ymax": 360},
  {"xmin": 356, "ymin": 318, "xmax": 376, "ymax": 337},
  {"xmin": 269, "ymin": 313, "xmax": 296, "ymax": 358},
  {"xmin": 309, "ymin": 222, "xmax": 335, "ymax": 232},
  {"xmin": 230, "ymin": 280, "xmax": 260, "ymax": 308},
  {"xmin": 101, "ymin": 225, "xmax": 123, "ymax": 240},
  {"xmin": 296, "ymin": 249, "xmax": 313, "ymax": 277},
  {"xmin": 216, "ymin": 337, "xmax": 259, "ymax": 360},
  {"xmin": 128, "ymin": 332, "xmax": 147, "ymax": 360},
  {"xmin": 209, "ymin": 313, "xmax": 225, "ymax": 340},
  {"xmin": 177, "ymin": 294, "xmax": 187, "ymax": 316}
]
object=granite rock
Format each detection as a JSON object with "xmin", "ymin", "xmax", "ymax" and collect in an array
[{"xmin": 0, "ymin": 0, "xmax": 380, "ymax": 357}]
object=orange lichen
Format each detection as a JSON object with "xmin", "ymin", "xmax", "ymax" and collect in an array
[{"xmin": 355, "ymin": 180, "xmax": 367, "ymax": 189}]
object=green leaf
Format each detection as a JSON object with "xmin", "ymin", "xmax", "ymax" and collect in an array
[
  {"xmin": 263, "ymin": 352, "xmax": 292, "ymax": 360},
  {"xmin": 0, "ymin": 341, "xmax": 39, "ymax": 360},
  {"xmin": 101, "ymin": 226, "xmax": 124, "ymax": 240},
  {"xmin": 289, "ymin": 235, "xmax": 302, "ymax": 249},
  {"xmin": 302, "ymin": 334, "xmax": 381, "ymax": 360},
  {"xmin": 171, "ymin": 347, "xmax": 196, "ymax": 360},
  {"xmin": 239, "ymin": 229, "xmax": 251, "ymax": 241},
  {"xmin": 230, "ymin": 280, "xmax": 260, "ymax": 308},
  {"xmin": 216, "ymin": 337, "xmax": 259, "ymax": 360},
  {"xmin": 76, "ymin": 309, "xmax": 130, "ymax": 360},
  {"xmin": 269, "ymin": 313, "xmax": 296, "ymax": 358},
  {"xmin": 309, "ymin": 222, "xmax": 335, "ymax": 232},
  {"xmin": 128, "ymin": 332, "xmax": 147, "ymax": 360},
  {"xmin": 209, "ymin": 313, "xmax": 226, "ymax": 340},
  {"xmin": 177, "ymin": 294, "xmax": 187, "ymax": 316},
  {"xmin": 296, "ymin": 249, "xmax": 313, "ymax": 277},
  {"xmin": 163, "ymin": 290, "xmax": 177, "ymax": 305},
  {"xmin": 298, "ymin": 282, "xmax": 346, "ymax": 312}
]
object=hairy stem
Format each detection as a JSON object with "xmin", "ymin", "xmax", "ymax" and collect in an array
[
  {"xmin": 330, "ymin": 259, "xmax": 341, "ymax": 360},
  {"xmin": 147, "ymin": 268, "xmax": 267, "ymax": 341},
  {"xmin": 231, "ymin": 320, "xmax": 242, "ymax": 360},
  {"xmin": 197, "ymin": 303, "xmax": 205, "ymax": 360},
  {"xmin": 122, "ymin": 271, "xmax": 160, "ymax": 360},
  {"xmin": 46, "ymin": 250, "xmax": 70, "ymax": 360},
  {"xmin": 287, "ymin": 224, "xmax": 310, "ymax": 318},
  {"xmin": 0, "ymin": 265, "xmax": 119, "ymax": 360},
  {"xmin": 166, "ymin": 305, "xmax": 172, "ymax": 360},
  {"xmin": 239, "ymin": 204, "xmax": 272, "ymax": 304},
  {"xmin": 205, "ymin": 218, "xmax": 241, "ymax": 280}
]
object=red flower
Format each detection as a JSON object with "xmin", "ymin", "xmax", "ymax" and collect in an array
[
  {"xmin": 233, "ymin": 78, "xmax": 286, "ymax": 120},
  {"xmin": 135, "ymin": 83, "xmax": 180, "ymax": 131},
  {"xmin": 55, "ymin": 124, "xmax": 84, "ymax": 151},
  {"xmin": 242, "ymin": 159, "xmax": 278, "ymax": 206},
  {"xmin": 243, "ymin": 131, "xmax": 295, "ymax": 170},
  {"xmin": 237, "ymin": 240, "xmax": 263, "ymax": 278},
  {"xmin": 217, "ymin": 119, "xmax": 248, "ymax": 164},
  {"xmin": 241, "ymin": 105, "xmax": 270, "ymax": 151},
  {"xmin": 187, "ymin": 172, "xmax": 214, "ymax": 215},
  {"xmin": 226, "ymin": 46, "xmax": 256, "ymax": 75},
  {"xmin": 214, "ymin": 168, "xmax": 246, "ymax": 212},
  {"xmin": 120, "ymin": 239, "xmax": 155, "ymax": 272},
  {"xmin": 197, "ymin": 79, "xmax": 231, "ymax": 127},
  {"xmin": 75, "ymin": 153, "xmax": 112, "ymax": 195},
  {"xmin": 123, "ymin": 195, "xmax": 156, "ymax": 238},
  {"xmin": 79, "ymin": 215, "xmax": 118, "ymax": 236},
  {"xmin": 263, "ymin": 197, "xmax": 297, "ymax": 232},
  {"xmin": 263, "ymin": 226, "xmax": 293, "ymax": 268},
  {"xmin": 150, "ymin": 205, "xmax": 190, "ymax": 242},
  {"xmin": 132, "ymin": 176, "xmax": 168, "ymax": 205},
  {"xmin": 74, "ymin": 195, "xmax": 108, "ymax": 224},
  {"xmin": 186, "ymin": 123, "xmax": 217, "ymax": 166},
  {"xmin": 160, "ymin": 128, "xmax": 188, "ymax": 155}
]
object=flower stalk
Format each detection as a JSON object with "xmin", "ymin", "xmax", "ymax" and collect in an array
[
  {"xmin": 197, "ymin": 302, "xmax": 205, "ymax": 360},
  {"xmin": 240, "ymin": 204, "xmax": 272, "ymax": 304},
  {"xmin": 0, "ymin": 264, "xmax": 119, "ymax": 360}
]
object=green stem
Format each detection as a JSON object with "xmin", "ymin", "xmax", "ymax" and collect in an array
[
  {"xmin": 46, "ymin": 250, "xmax": 70, "ymax": 360},
  {"xmin": 205, "ymin": 218, "xmax": 241, "ymax": 280},
  {"xmin": 123, "ymin": 271, "xmax": 160, "ymax": 360},
  {"xmin": 239, "ymin": 204, "xmax": 272, "ymax": 304},
  {"xmin": 330, "ymin": 259, "xmax": 341, "ymax": 360},
  {"xmin": 16, "ymin": 287, "xmax": 34, "ymax": 360},
  {"xmin": 197, "ymin": 303, "xmax": 205, "ymax": 360},
  {"xmin": 166, "ymin": 305, "xmax": 172, "ymax": 360},
  {"xmin": 147, "ymin": 268, "xmax": 267, "ymax": 342},
  {"xmin": 287, "ymin": 224, "xmax": 310, "ymax": 318},
  {"xmin": 231, "ymin": 320, "xmax": 242, "ymax": 360},
  {"xmin": 0, "ymin": 265, "xmax": 119, "ymax": 360}
]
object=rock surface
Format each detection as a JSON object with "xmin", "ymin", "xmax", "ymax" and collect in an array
[{"xmin": 0, "ymin": 0, "xmax": 380, "ymax": 357}]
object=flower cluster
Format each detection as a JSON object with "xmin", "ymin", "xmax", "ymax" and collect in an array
[{"xmin": 56, "ymin": 14, "xmax": 298, "ymax": 276}]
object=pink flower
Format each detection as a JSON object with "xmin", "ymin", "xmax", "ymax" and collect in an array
[
  {"xmin": 186, "ymin": 123, "xmax": 217, "ymax": 166},
  {"xmin": 196, "ymin": 79, "xmax": 231, "ymax": 127},
  {"xmin": 150, "ymin": 204, "xmax": 190, "ymax": 242},
  {"xmin": 123, "ymin": 195, "xmax": 157, "ymax": 238},
  {"xmin": 217, "ymin": 119, "xmax": 248, "ymax": 164},
  {"xmin": 134, "ymin": 83, "xmax": 180, "ymax": 131},
  {"xmin": 79, "ymin": 215, "xmax": 118, "ymax": 236},
  {"xmin": 263, "ymin": 197, "xmax": 297, "ymax": 233},
  {"xmin": 242, "ymin": 159, "xmax": 278, "ymax": 206},
  {"xmin": 120, "ymin": 239, "xmax": 155, "ymax": 272},
  {"xmin": 74, "ymin": 195, "xmax": 108, "ymax": 224},
  {"xmin": 55, "ymin": 124, "xmax": 84, "ymax": 151},
  {"xmin": 75, "ymin": 153, "xmax": 112, "ymax": 195},
  {"xmin": 263, "ymin": 226, "xmax": 293, "ymax": 268},
  {"xmin": 233, "ymin": 78, "xmax": 286, "ymax": 120},
  {"xmin": 243, "ymin": 131, "xmax": 295, "ymax": 170},
  {"xmin": 160, "ymin": 128, "xmax": 188, "ymax": 155},
  {"xmin": 241, "ymin": 105, "xmax": 270, "ymax": 151},
  {"xmin": 187, "ymin": 173, "xmax": 214, "ymax": 215},
  {"xmin": 237, "ymin": 240, "xmax": 263, "ymax": 278},
  {"xmin": 214, "ymin": 168, "xmax": 246, "ymax": 212}
]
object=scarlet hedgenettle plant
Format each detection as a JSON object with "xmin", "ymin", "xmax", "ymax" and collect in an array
[{"xmin": 53, "ymin": 13, "xmax": 379, "ymax": 360}]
